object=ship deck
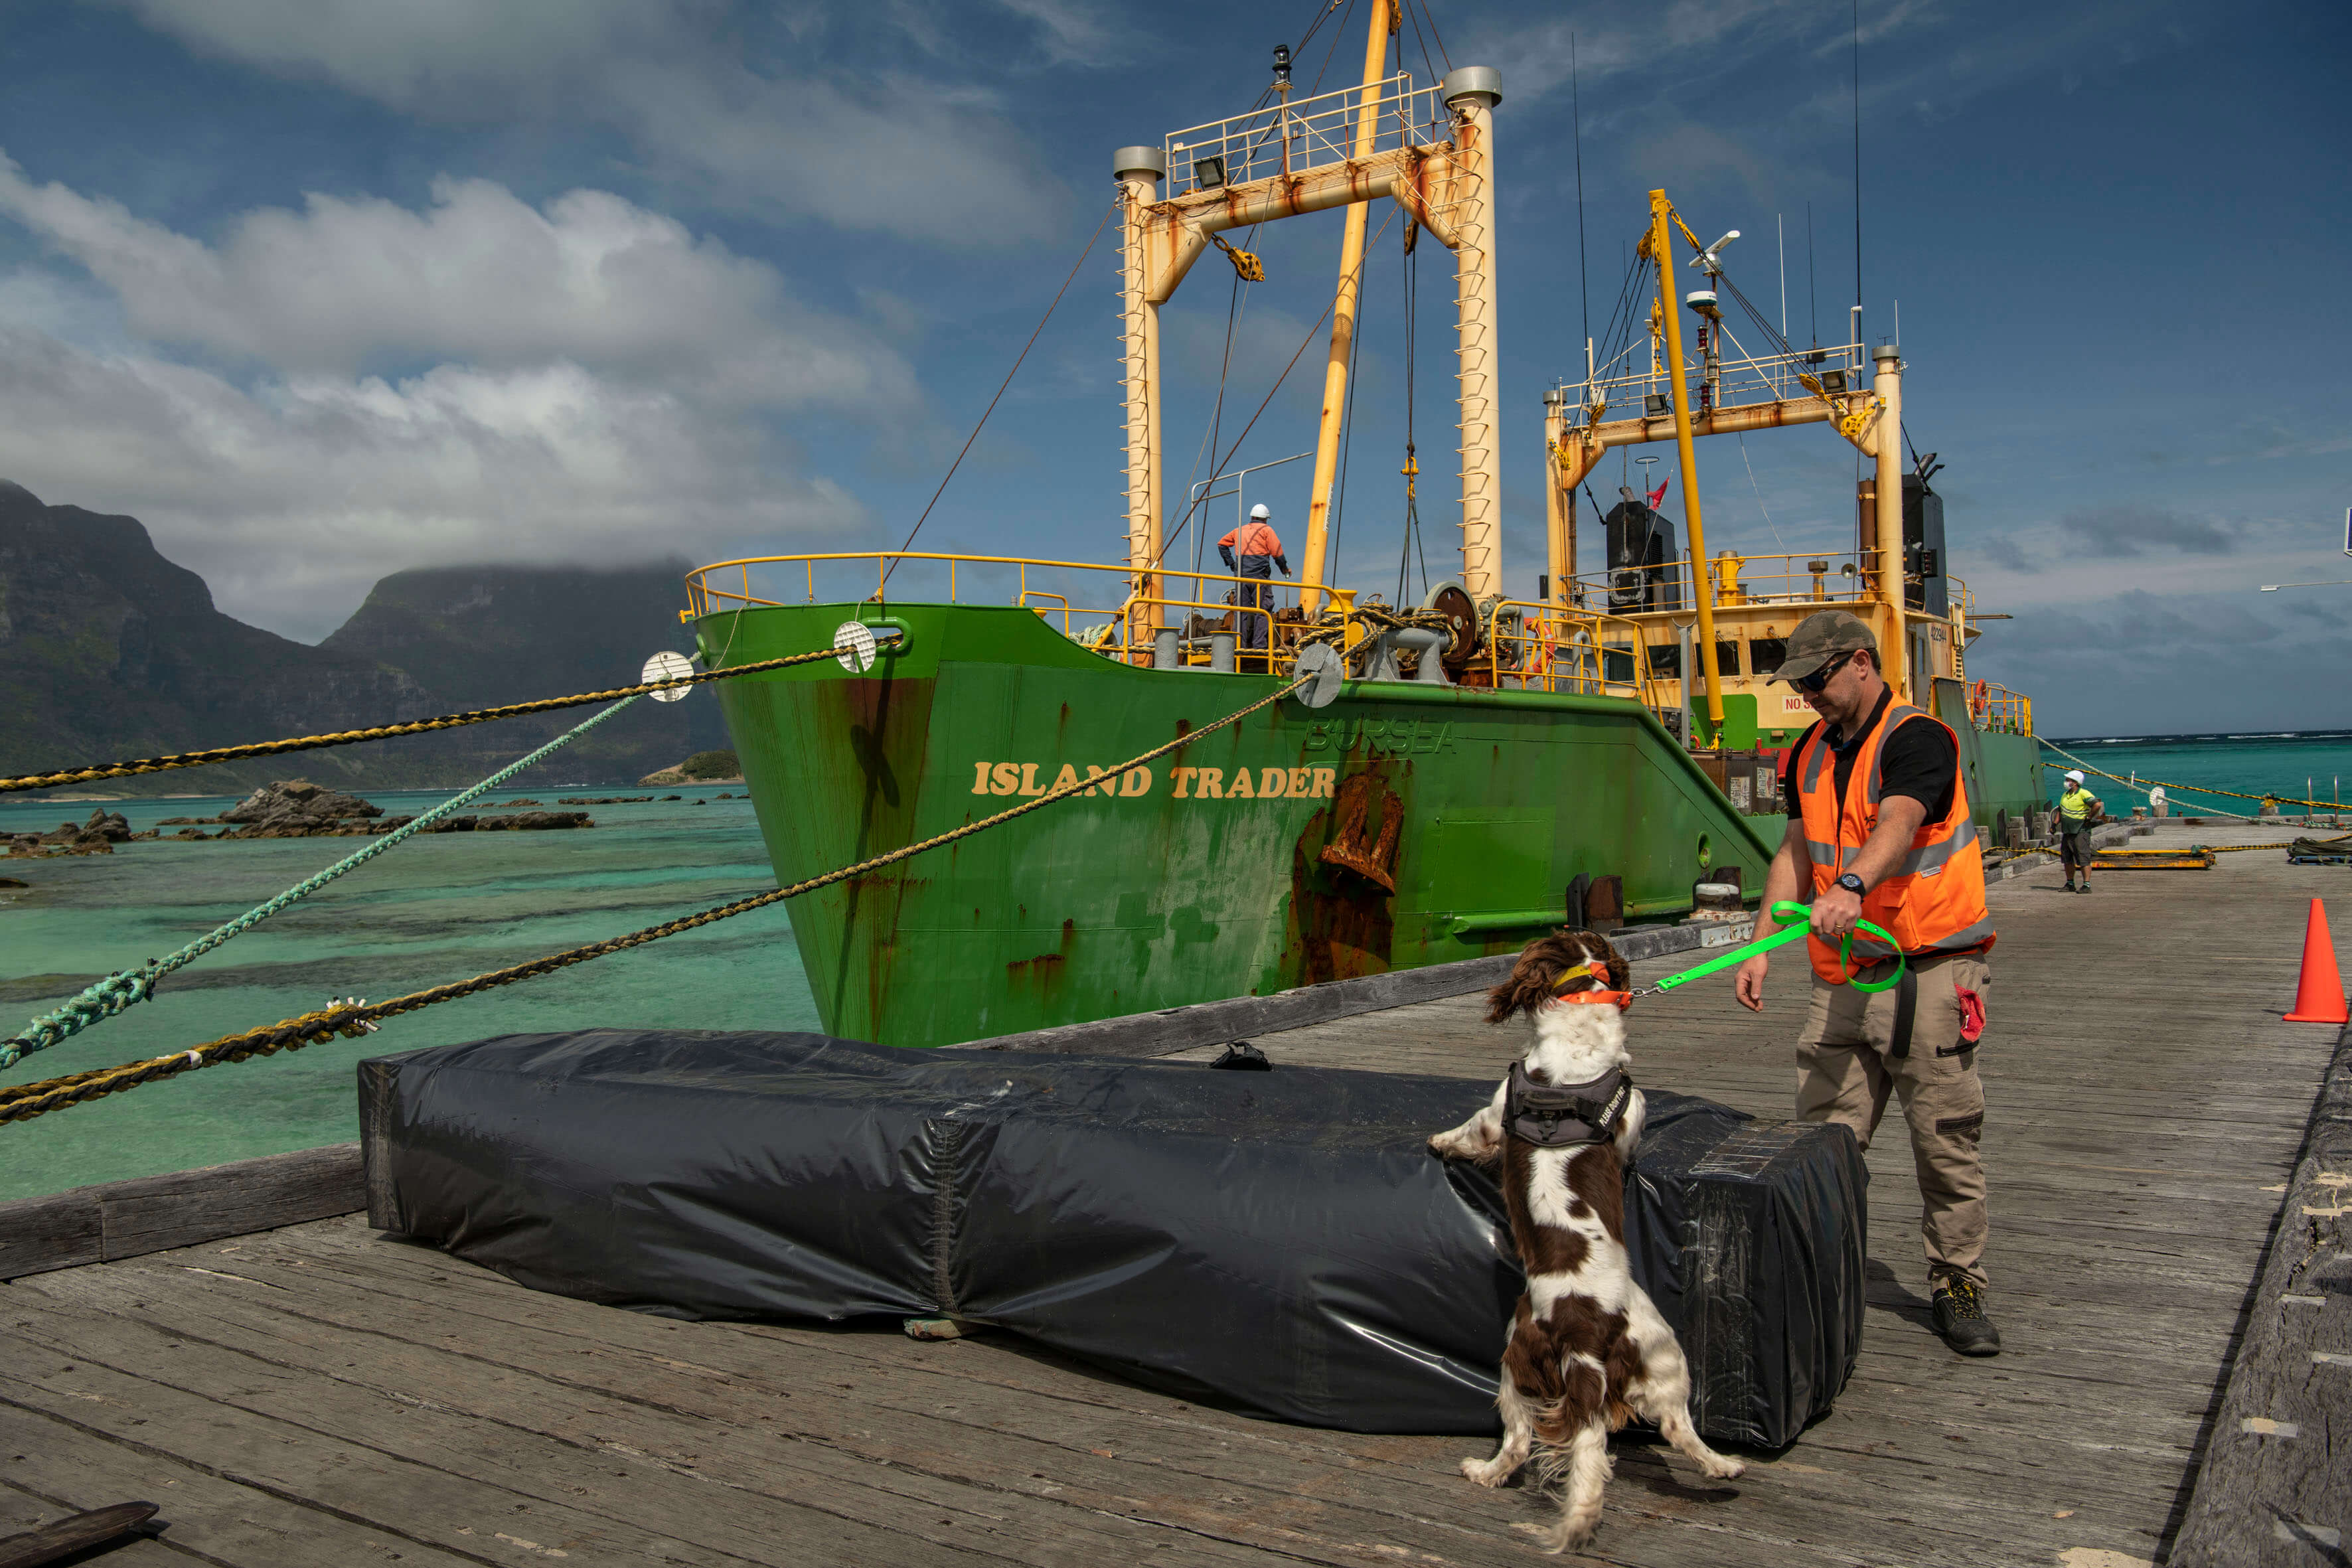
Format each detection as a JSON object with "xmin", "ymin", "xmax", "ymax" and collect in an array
[{"xmin": 5, "ymin": 822, "xmax": 2346, "ymax": 1567}]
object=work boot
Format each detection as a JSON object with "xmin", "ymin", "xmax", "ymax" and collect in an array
[
  {"xmin": 1931, "ymin": 1279, "xmax": 2001, "ymax": 1356},
  {"xmin": 2061, "ymin": 880, "xmax": 2076, "ymax": 892},
  {"xmin": 2078, "ymin": 882, "xmax": 2092, "ymax": 894}
]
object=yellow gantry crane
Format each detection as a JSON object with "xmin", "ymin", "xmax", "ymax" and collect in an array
[
  {"xmin": 1545, "ymin": 191, "xmax": 1915, "ymax": 735},
  {"xmin": 1112, "ymin": 0, "xmax": 1501, "ymax": 617}
]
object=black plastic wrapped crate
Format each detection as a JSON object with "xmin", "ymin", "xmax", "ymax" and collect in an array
[{"xmin": 360, "ymin": 1030, "xmax": 1863, "ymax": 1447}]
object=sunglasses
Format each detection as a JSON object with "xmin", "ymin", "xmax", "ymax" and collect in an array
[{"xmin": 1791, "ymin": 649, "xmax": 1856, "ymax": 695}]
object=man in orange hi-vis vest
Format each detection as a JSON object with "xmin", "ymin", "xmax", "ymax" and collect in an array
[
  {"xmin": 1732, "ymin": 609, "xmax": 2001, "ymax": 1357},
  {"xmin": 1217, "ymin": 503, "xmax": 1291, "ymax": 657}
]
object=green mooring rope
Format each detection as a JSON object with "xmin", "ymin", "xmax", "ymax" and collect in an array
[{"xmin": 0, "ymin": 692, "xmax": 645, "ymax": 1071}]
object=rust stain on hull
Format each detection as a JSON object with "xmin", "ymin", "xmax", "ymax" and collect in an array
[
  {"xmin": 1319, "ymin": 769, "xmax": 1400, "ymax": 891},
  {"xmin": 1008, "ymin": 917, "xmax": 1078, "ymax": 1000},
  {"xmin": 1285, "ymin": 762, "xmax": 1400, "ymax": 987}
]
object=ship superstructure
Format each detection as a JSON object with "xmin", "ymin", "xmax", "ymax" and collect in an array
[{"xmin": 1537, "ymin": 191, "xmax": 2041, "ymax": 838}]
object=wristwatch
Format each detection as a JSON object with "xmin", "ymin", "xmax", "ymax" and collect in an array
[{"xmin": 1835, "ymin": 872, "xmax": 1867, "ymax": 896}]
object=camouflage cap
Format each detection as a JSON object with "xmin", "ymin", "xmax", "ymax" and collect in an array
[{"xmin": 1769, "ymin": 609, "xmax": 1877, "ymax": 683}]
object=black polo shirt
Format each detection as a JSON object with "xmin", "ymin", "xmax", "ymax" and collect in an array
[{"xmin": 1782, "ymin": 687, "xmax": 1957, "ymax": 823}]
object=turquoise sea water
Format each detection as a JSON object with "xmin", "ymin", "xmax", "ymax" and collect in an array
[
  {"xmin": 0, "ymin": 789, "xmax": 817, "ymax": 1202},
  {"xmin": 2041, "ymin": 730, "xmax": 2352, "ymax": 816}
]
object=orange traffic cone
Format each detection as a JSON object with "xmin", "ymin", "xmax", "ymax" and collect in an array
[{"xmin": 2284, "ymin": 898, "xmax": 2349, "ymax": 1023}]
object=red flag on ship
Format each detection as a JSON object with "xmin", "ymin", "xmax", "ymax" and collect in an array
[{"xmin": 1647, "ymin": 478, "xmax": 1670, "ymax": 509}]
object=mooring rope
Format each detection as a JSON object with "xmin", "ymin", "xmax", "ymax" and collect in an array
[
  {"xmin": 3, "ymin": 693, "xmax": 647, "ymax": 1071},
  {"xmin": 0, "ymin": 639, "xmax": 889, "ymax": 795},
  {"xmin": 0, "ymin": 670, "xmax": 1315, "ymax": 1127}
]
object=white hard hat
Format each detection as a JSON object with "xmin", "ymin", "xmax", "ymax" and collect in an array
[
  {"xmin": 1249, "ymin": 503, "xmax": 1270, "ymax": 519},
  {"xmin": 2063, "ymin": 770, "xmax": 2085, "ymax": 784}
]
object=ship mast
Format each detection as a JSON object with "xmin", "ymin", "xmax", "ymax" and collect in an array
[
  {"xmin": 1646, "ymin": 191, "xmax": 1725, "ymax": 731},
  {"xmin": 1446, "ymin": 74, "xmax": 1503, "ymax": 605},
  {"xmin": 1297, "ymin": 0, "xmax": 1395, "ymax": 616}
]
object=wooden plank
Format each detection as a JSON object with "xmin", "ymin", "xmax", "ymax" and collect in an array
[
  {"xmin": 64, "ymin": 1213, "xmax": 2213, "ymax": 1568},
  {"xmin": 19, "ymin": 1232, "xmax": 2059, "ymax": 1568},
  {"xmin": 0, "ymin": 1502, "xmax": 156, "ymax": 1568},
  {"xmin": 8, "ymin": 1267, "xmax": 1296, "ymax": 1568},
  {"xmin": 0, "ymin": 1196, "xmax": 98, "ymax": 1283},
  {"xmin": 0, "ymin": 1309, "xmax": 982, "ymax": 1568},
  {"xmin": 0, "ymin": 1144, "xmax": 364, "ymax": 1281},
  {"xmin": 0, "ymin": 1388, "xmax": 494, "ymax": 1567},
  {"xmin": 2169, "ymin": 1019, "xmax": 2352, "ymax": 1566},
  {"xmin": 130, "ymin": 1221, "xmax": 2216, "ymax": 1541}
]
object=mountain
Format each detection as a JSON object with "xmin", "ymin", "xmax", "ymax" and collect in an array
[
  {"xmin": 315, "ymin": 564, "xmax": 730, "ymax": 787},
  {"xmin": 0, "ymin": 481, "xmax": 724, "ymax": 797}
]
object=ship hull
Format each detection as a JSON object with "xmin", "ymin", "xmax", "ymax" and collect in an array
[
  {"xmin": 1934, "ymin": 678, "xmax": 2047, "ymax": 839},
  {"xmin": 699, "ymin": 602, "xmax": 1774, "ymax": 1048}
]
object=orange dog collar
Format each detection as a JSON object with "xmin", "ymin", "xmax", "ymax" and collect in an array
[
  {"xmin": 1551, "ymin": 961, "xmax": 1632, "ymax": 1010},
  {"xmin": 1553, "ymin": 990, "xmax": 1634, "ymax": 1010}
]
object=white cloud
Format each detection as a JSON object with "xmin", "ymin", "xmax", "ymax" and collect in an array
[
  {"xmin": 0, "ymin": 326, "xmax": 868, "ymax": 641},
  {"xmin": 1456, "ymin": 0, "xmax": 2197, "ymax": 141},
  {"xmin": 988, "ymin": 0, "xmax": 1136, "ymax": 66},
  {"xmin": 1452, "ymin": 0, "xmax": 1811, "ymax": 104},
  {"xmin": 114, "ymin": 0, "xmax": 1067, "ymax": 244},
  {"xmin": 114, "ymin": 0, "xmax": 657, "ymax": 109},
  {"xmin": 0, "ymin": 157, "xmax": 915, "ymax": 639},
  {"xmin": 0, "ymin": 156, "xmax": 903, "ymax": 407}
]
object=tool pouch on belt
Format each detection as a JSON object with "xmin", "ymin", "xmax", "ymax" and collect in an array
[{"xmin": 1954, "ymin": 986, "xmax": 1986, "ymax": 1048}]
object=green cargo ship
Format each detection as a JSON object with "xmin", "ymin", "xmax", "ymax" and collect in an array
[
  {"xmin": 694, "ymin": 587, "xmax": 1776, "ymax": 1048},
  {"xmin": 687, "ymin": 24, "xmax": 2042, "ymax": 1048}
]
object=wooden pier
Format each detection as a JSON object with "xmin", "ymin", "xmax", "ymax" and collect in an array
[{"xmin": 3, "ymin": 823, "xmax": 2345, "ymax": 1566}]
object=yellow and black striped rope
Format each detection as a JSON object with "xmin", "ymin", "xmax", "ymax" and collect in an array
[
  {"xmin": 0, "ymin": 638, "xmax": 893, "ymax": 795},
  {"xmin": 2038, "ymin": 738, "xmax": 2349, "ymax": 815},
  {"xmin": 0, "ymin": 670, "xmax": 1313, "ymax": 1126}
]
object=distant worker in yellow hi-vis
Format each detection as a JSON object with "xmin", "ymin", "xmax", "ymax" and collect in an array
[{"xmin": 2057, "ymin": 770, "xmax": 2104, "ymax": 894}]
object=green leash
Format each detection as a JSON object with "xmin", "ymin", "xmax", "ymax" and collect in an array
[{"xmin": 1646, "ymin": 901, "xmax": 1906, "ymax": 997}]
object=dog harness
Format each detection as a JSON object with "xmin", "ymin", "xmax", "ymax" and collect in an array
[{"xmin": 1505, "ymin": 1063, "xmax": 1635, "ymax": 1148}]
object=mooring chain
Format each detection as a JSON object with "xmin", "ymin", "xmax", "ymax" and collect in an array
[
  {"xmin": 0, "ymin": 670, "xmax": 1316, "ymax": 1127},
  {"xmin": 0, "ymin": 637, "xmax": 894, "ymax": 795}
]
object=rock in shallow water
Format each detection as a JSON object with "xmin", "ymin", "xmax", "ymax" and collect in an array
[{"xmin": 220, "ymin": 779, "xmax": 383, "ymax": 833}]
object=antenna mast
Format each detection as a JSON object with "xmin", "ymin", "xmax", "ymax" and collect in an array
[
  {"xmin": 1851, "ymin": 0, "xmax": 1863, "ymax": 323},
  {"xmin": 1572, "ymin": 33, "xmax": 1589, "ymax": 355}
]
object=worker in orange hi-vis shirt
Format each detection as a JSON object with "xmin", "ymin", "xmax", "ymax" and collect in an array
[{"xmin": 1217, "ymin": 503, "xmax": 1291, "ymax": 655}]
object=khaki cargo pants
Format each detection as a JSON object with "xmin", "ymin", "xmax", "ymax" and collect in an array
[{"xmin": 1795, "ymin": 951, "xmax": 1990, "ymax": 1290}]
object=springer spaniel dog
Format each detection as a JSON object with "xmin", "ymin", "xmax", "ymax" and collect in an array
[{"xmin": 1428, "ymin": 929, "xmax": 1743, "ymax": 1553}]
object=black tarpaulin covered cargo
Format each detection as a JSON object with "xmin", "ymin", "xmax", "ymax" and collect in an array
[{"xmin": 359, "ymin": 1030, "xmax": 1863, "ymax": 1447}]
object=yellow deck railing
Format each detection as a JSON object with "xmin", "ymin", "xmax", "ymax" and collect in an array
[
  {"xmin": 685, "ymin": 552, "xmax": 1331, "ymax": 668},
  {"xmin": 1561, "ymin": 550, "xmax": 1893, "ymax": 611},
  {"xmin": 684, "ymin": 554, "xmax": 1678, "ymax": 716},
  {"xmin": 1969, "ymin": 680, "xmax": 2032, "ymax": 736},
  {"xmin": 1465, "ymin": 600, "xmax": 1657, "ymax": 702}
]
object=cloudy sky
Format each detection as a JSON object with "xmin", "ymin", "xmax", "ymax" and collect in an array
[{"xmin": 0, "ymin": 0, "xmax": 2345, "ymax": 734}]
